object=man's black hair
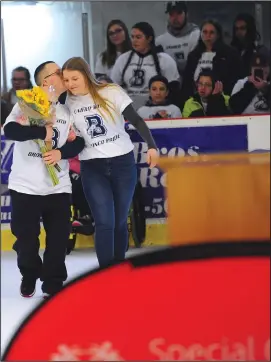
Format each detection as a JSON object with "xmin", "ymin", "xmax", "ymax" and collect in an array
[
  {"xmin": 13, "ymin": 66, "xmax": 31, "ymax": 80},
  {"xmin": 34, "ymin": 61, "xmax": 55, "ymax": 85},
  {"xmin": 12, "ymin": 66, "xmax": 33, "ymax": 88}
]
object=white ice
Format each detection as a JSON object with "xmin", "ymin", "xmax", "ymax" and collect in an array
[{"xmin": 1, "ymin": 247, "xmax": 158, "ymax": 356}]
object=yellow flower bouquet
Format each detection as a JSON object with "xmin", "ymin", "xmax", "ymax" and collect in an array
[{"xmin": 16, "ymin": 86, "xmax": 60, "ymax": 186}]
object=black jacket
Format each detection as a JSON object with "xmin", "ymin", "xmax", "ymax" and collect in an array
[
  {"xmin": 231, "ymin": 43, "xmax": 270, "ymax": 78},
  {"xmin": 229, "ymin": 78, "xmax": 270, "ymax": 115},
  {"xmin": 181, "ymin": 42, "xmax": 242, "ymax": 108}
]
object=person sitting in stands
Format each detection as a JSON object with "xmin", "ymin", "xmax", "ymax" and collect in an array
[
  {"xmin": 230, "ymin": 52, "xmax": 270, "ymax": 115},
  {"xmin": 137, "ymin": 75, "xmax": 182, "ymax": 119},
  {"xmin": 182, "ymin": 68, "xmax": 231, "ymax": 118}
]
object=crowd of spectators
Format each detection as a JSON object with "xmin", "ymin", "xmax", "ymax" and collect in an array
[
  {"xmin": 93, "ymin": 1, "xmax": 270, "ymax": 120},
  {"xmin": 1, "ymin": 1, "xmax": 270, "ymax": 127}
]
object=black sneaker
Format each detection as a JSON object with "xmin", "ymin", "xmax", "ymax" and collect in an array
[
  {"xmin": 20, "ymin": 278, "xmax": 36, "ymax": 298},
  {"xmin": 42, "ymin": 281, "xmax": 63, "ymax": 299},
  {"xmin": 42, "ymin": 290, "xmax": 61, "ymax": 299}
]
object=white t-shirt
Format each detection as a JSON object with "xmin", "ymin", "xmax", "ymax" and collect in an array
[
  {"xmin": 194, "ymin": 52, "xmax": 216, "ymax": 82},
  {"xmin": 94, "ymin": 51, "xmax": 121, "ymax": 78},
  {"xmin": 66, "ymin": 84, "xmax": 134, "ymax": 160},
  {"xmin": 4, "ymin": 103, "xmax": 72, "ymax": 195},
  {"xmin": 231, "ymin": 77, "xmax": 270, "ymax": 115},
  {"xmin": 111, "ymin": 51, "xmax": 179, "ymax": 110},
  {"xmin": 137, "ymin": 104, "xmax": 182, "ymax": 119},
  {"xmin": 156, "ymin": 28, "xmax": 200, "ymax": 76}
]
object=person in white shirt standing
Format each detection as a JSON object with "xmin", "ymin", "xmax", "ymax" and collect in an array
[
  {"xmin": 111, "ymin": 22, "xmax": 180, "ymax": 110},
  {"xmin": 3, "ymin": 61, "xmax": 85, "ymax": 298},
  {"xmin": 95, "ymin": 19, "xmax": 132, "ymax": 80},
  {"xmin": 62, "ymin": 57, "xmax": 159, "ymax": 268},
  {"xmin": 156, "ymin": 1, "xmax": 200, "ymax": 82}
]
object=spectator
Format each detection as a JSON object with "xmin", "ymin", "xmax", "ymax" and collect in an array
[
  {"xmin": 181, "ymin": 19, "xmax": 242, "ymax": 108},
  {"xmin": 182, "ymin": 68, "xmax": 231, "ymax": 118},
  {"xmin": 231, "ymin": 13, "xmax": 270, "ymax": 78},
  {"xmin": 2, "ymin": 66, "xmax": 33, "ymax": 109},
  {"xmin": 230, "ymin": 52, "xmax": 270, "ymax": 115},
  {"xmin": 1, "ymin": 99, "xmax": 10, "ymax": 127},
  {"xmin": 137, "ymin": 75, "xmax": 182, "ymax": 119},
  {"xmin": 156, "ymin": 1, "xmax": 200, "ymax": 81},
  {"xmin": 95, "ymin": 20, "xmax": 132, "ymax": 79},
  {"xmin": 97, "ymin": 75, "xmax": 113, "ymax": 84},
  {"xmin": 67, "ymin": 129, "xmax": 92, "ymax": 224},
  {"xmin": 111, "ymin": 22, "xmax": 180, "ymax": 110},
  {"xmin": 69, "ymin": 156, "xmax": 92, "ymax": 227}
]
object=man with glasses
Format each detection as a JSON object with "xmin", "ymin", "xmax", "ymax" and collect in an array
[
  {"xmin": 3, "ymin": 61, "xmax": 85, "ymax": 299},
  {"xmin": 182, "ymin": 68, "xmax": 230, "ymax": 117},
  {"xmin": 2, "ymin": 66, "xmax": 33, "ymax": 112}
]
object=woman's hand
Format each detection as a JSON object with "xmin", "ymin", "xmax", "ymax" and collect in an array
[
  {"xmin": 147, "ymin": 148, "xmax": 159, "ymax": 168},
  {"xmin": 248, "ymin": 76, "xmax": 269, "ymax": 91},
  {"xmin": 16, "ymin": 115, "xmax": 28, "ymax": 125},
  {"xmin": 43, "ymin": 149, "xmax": 61, "ymax": 166}
]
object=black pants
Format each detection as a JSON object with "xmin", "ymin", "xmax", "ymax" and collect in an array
[{"xmin": 10, "ymin": 190, "xmax": 71, "ymax": 293}]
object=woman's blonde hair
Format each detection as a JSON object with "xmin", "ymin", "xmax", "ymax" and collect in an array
[{"xmin": 62, "ymin": 57, "xmax": 115, "ymax": 121}]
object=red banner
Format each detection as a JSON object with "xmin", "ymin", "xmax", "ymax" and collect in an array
[{"xmin": 3, "ymin": 242, "xmax": 270, "ymax": 361}]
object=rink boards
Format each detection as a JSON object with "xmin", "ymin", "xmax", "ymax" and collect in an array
[{"xmin": 1, "ymin": 114, "xmax": 270, "ymax": 251}]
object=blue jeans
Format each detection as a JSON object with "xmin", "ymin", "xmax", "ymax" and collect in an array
[{"xmin": 80, "ymin": 151, "xmax": 137, "ymax": 267}]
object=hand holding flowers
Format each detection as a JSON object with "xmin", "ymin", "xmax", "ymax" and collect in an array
[{"xmin": 16, "ymin": 86, "xmax": 60, "ymax": 186}]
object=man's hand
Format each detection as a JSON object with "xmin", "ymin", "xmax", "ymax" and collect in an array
[
  {"xmin": 43, "ymin": 149, "xmax": 61, "ymax": 166},
  {"xmin": 67, "ymin": 128, "xmax": 76, "ymax": 142},
  {"xmin": 45, "ymin": 125, "xmax": 53, "ymax": 142},
  {"xmin": 158, "ymin": 110, "xmax": 169, "ymax": 118}
]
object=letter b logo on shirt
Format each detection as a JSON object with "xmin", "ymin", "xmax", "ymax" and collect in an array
[
  {"xmin": 52, "ymin": 128, "xmax": 60, "ymax": 149},
  {"xmin": 129, "ymin": 69, "xmax": 145, "ymax": 87},
  {"xmin": 85, "ymin": 115, "xmax": 107, "ymax": 138}
]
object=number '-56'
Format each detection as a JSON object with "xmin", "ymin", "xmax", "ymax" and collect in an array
[{"xmin": 151, "ymin": 198, "xmax": 168, "ymax": 215}]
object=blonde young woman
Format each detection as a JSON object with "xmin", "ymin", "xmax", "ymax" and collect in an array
[{"xmin": 54, "ymin": 57, "xmax": 158, "ymax": 267}]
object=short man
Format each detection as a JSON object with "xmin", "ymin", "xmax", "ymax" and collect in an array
[{"xmin": 3, "ymin": 61, "xmax": 85, "ymax": 298}]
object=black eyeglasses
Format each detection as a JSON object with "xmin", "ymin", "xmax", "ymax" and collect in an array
[
  {"xmin": 197, "ymin": 82, "xmax": 212, "ymax": 88},
  {"xmin": 108, "ymin": 28, "xmax": 123, "ymax": 37},
  {"xmin": 44, "ymin": 69, "xmax": 61, "ymax": 80},
  {"xmin": 12, "ymin": 77, "xmax": 27, "ymax": 82}
]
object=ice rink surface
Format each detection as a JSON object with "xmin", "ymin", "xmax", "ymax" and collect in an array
[{"xmin": 1, "ymin": 247, "xmax": 156, "ymax": 355}]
